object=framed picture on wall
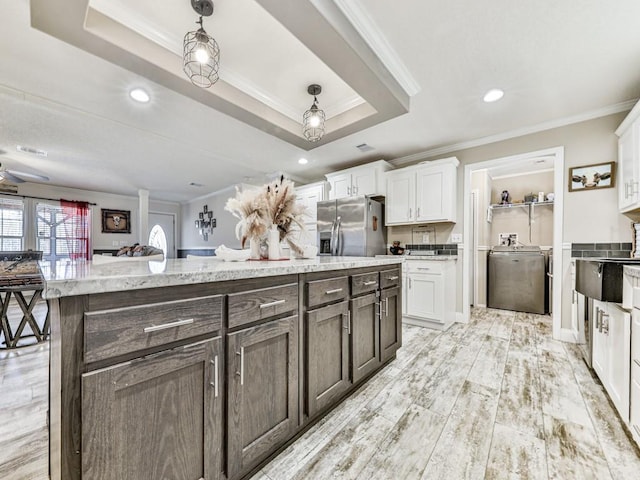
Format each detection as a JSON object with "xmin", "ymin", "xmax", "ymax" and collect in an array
[
  {"xmin": 568, "ymin": 161, "xmax": 615, "ymax": 192},
  {"xmin": 101, "ymin": 209, "xmax": 131, "ymax": 233}
]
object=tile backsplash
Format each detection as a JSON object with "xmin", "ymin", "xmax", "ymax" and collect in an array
[
  {"xmin": 406, "ymin": 243, "xmax": 459, "ymax": 256},
  {"xmin": 570, "ymin": 242, "xmax": 632, "ymax": 258}
]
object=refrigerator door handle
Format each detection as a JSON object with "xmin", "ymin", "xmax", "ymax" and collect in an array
[
  {"xmin": 330, "ymin": 220, "xmax": 337, "ymax": 256},
  {"xmin": 334, "ymin": 216, "xmax": 342, "ymax": 256}
]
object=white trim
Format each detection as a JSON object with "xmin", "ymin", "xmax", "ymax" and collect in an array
[
  {"xmin": 456, "ymin": 311, "xmax": 467, "ymax": 324},
  {"xmin": 477, "ymin": 245, "xmax": 491, "ymax": 251},
  {"xmin": 559, "ymin": 328, "xmax": 577, "ymax": 344},
  {"xmin": 391, "ymin": 100, "xmax": 635, "ymax": 166},
  {"xmin": 562, "ymin": 242, "xmax": 572, "ymax": 250},
  {"xmin": 330, "ymin": 0, "xmax": 421, "ymax": 97},
  {"xmin": 462, "ymin": 146, "xmax": 565, "ymax": 341}
]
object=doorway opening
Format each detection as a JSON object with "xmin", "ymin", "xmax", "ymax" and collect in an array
[{"xmin": 463, "ymin": 146, "xmax": 567, "ymax": 341}]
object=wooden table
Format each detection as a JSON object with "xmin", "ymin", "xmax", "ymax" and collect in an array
[{"xmin": 0, "ymin": 286, "xmax": 48, "ymax": 349}]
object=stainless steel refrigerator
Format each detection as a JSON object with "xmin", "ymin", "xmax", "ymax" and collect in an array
[{"xmin": 317, "ymin": 196, "xmax": 386, "ymax": 257}]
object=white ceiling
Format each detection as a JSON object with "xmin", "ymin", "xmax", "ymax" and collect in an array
[{"xmin": 1, "ymin": 0, "xmax": 640, "ymax": 202}]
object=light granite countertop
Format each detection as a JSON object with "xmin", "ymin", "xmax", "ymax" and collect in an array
[{"xmin": 41, "ymin": 256, "xmax": 403, "ymax": 299}]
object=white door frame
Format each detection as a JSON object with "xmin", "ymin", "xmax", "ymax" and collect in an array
[{"xmin": 462, "ymin": 146, "xmax": 565, "ymax": 341}]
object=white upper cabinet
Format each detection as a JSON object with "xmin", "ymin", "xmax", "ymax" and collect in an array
[
  {"xmin": 385, "ymin": 157, "xmax": 459, "ymax": 225},
  {"xmin": 325, "ymin": 160, "xmax": 393, "ymax": 199},
  {"xmin": 295, "ymin": 181, "xmax": 328, "ymax": 245},
  {"xmin": 616, "ymin": 101, "xmax": 640, "ymax": 212}
]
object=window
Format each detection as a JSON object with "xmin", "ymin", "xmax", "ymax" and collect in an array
[
  {"xmin": 0, "ymin": 197, "xmax": 24, "ymax": 250},
  {"xmin": 37, "ymin": 203, "xmax": 90, "ymax": 262},
  {"xmin": 149, "ymin": 224, "xmax": 167, "ymax": 258}
]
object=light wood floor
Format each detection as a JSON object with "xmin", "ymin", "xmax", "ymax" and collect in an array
[{"xmin": 2, "ymin": 307, "xmax": 640, "ymax": 479}]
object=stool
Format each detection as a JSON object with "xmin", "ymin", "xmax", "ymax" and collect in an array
[{"xmin": 0, "ymin": 287, "xmax": 48, "ymax": 349}]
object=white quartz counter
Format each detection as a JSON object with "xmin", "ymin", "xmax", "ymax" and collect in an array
[{"xmin": 42, "ymin": 256, "xmax": 403, "ymax": 299}]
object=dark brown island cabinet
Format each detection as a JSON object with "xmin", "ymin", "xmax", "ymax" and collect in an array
[{"xmin": 47, "ymin": 261, "xmax": 402, "ymax": 480}]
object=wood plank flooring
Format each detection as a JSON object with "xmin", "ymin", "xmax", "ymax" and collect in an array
[{"xmin": 2, "ymin": 307, "xmax": 640, "ymax": 479}]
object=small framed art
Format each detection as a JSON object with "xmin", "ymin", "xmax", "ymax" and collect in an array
[
  {"xmin": 101, "ymin": 209, "xmax": 131, "ymax": 233},
  {"xmin": 568, "ymin": 161, "xmax": 615, "ymax": 192}
]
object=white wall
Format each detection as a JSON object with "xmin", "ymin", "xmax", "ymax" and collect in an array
[
  {"xmin": 181, "ymin": 186, "xmax": 244, "ymax": 250},
  {"xmin": 12, "ymin": 182, "xmax": 180, "ymax": 250}
]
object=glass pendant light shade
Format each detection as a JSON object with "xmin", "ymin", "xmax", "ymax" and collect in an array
[
  {"xmin": 183, "ymin": 0, "xmax": 219, "ymax": 88},
  {"xmin": 302, "ymin": 84, "xmax": 325, "ymax": 142}
]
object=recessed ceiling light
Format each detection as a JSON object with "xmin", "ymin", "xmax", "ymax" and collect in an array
[
  {"xmin": 483, "ymin": 89, "xmax": 504, "ymax": 103},
  {"xmin": 129, "ymin": 88, "xmax": 150, "ymax": 103},
  {"xmin": 356, "ymin": 143, "xmax": 375, "ymax": 152},
  {"xmin": 189, "ymin": 182, "xmax": 204, "ymax": 187},
  {"xmin": 16, "ymin": 145, "xmax": 47, "ymax": 157},
  {"xmin": 298, "ymin": 158, "xmax": 308, "ymax": 165}
]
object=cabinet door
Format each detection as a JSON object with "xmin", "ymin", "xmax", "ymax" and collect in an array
[
  {"xmin": 416, "ymin": 166, "xmax": 455, "ymax": 222},
  {"xmin": 352, "ymin": 168, "xmax": 376, "ymax": 197},
  {"xmin": 406, "ymin": 273, "xmax": 443, "ymax": 321},
  {"xmin": 350, "ymin": 293, "xmax": 381, "ymax": 384},
  {"xmin": 606, "ymin": 305, "xmax": 631, "ymax": 421},
  {"xmin": 82, "ymin": 337, "xmax": 223, "ymax": 480},
  {"xmin": 227, "ymin": 316, "xmax": 298, "ymax": 479},
  {"xmin": 386, "ymin": 171, "xmax": 415, "ymax": 224},
  {"xmin": 328, "ymin": 173, "xmax": 351, "ymax": 199},
  {"xmin": 380, "ymin": 286, "xmax": 402, "ymax": 363},
  {"xmin": 619, "ymin": 127, "xmax": 638, "ymax": 211},
  {"xmin": 306, "ymin": 301, "xmax": 350, "ymax": 417},
  {"xmin": 592, "ymin": 301, "xmax": 607, "ymax": 382}
]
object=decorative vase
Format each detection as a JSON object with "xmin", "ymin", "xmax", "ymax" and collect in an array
[
  {"xmin": 249, "ymin": 237, "xmax": 260, "ymax": 260},
  {"xmin": 268, "ymin": 224, "xmax": 281, "ymax": 260}
]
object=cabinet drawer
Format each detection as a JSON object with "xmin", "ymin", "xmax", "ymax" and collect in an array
[
  {"xmin": 351, "ymin": 272, "xmax": 379, "ymax": 296},
  {"xmin": 405, "ymin": 262, "xmax": 443, "ymax": 275},
  {"xmin": 307, "ymin": 276, "xmax": 349, "ymax": 308},
  {"xmin": 380, "ymin": 268, "xmax": 401, "ymax": 289},
  {"xmin": 228, "ymin": 283, "xmax": 298, "ymax": 329},
  {"xmin": 84, "ymin": 295, "xmax": 223, "ymax": 364}
]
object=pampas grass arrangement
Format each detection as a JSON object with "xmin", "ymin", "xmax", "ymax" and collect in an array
[{"xmin": 225, "ymin": 176, "xmax": 307, "ymax": 256}]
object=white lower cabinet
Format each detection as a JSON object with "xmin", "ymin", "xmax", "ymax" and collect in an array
[
  {"xmin": 403, "ymin": 259, "xmax": 455, "ymax": 330},
  {"xmin": 631, "ymin": 307, "xmax": 640, "ymax": 444},
  {"xmin": 593, "ymin": 300, "xmax": 630, "ymax": 422}
]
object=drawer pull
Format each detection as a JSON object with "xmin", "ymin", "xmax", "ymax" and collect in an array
[
  {"xmin": 259, "ymin": 299, "xmax": 286, "ymax": 309},
  {"xmin": 143, "ymin": 318, "xmax": 194, "ymax": 333},
  {"xmin": 210, "ymin": 355, "xmax": 219, "ymax": 398},
  {"xmin": 387, "ymin": 276, "xmax": 399, "ymax": 281},
  {"xmin": 363, "ymin": 280, "xmax": 377, "ymax": 286},
  {"xmin": 326, "ymin": 288, "xmax": 343, "ymax": 295},
  {"xmin": 634, "ymin": 359, "xmax": 640, "ymax": 368},
  {"xmin": 417, "ymin": 267, "xmax": 431, "ymax": 271},
  {"xmin": 385, "ymin": 297, "xmax": 389, "ymax": 316},
  {"xmin": 634, "ymin": 424, "xmax": 640, "ymax": 437}
]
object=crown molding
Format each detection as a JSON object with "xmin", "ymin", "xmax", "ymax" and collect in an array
[
  {"xmin": 330, "ymin": 0, "xmax": 421, "ymax": 97},
  {"xmin": 390, "ymin": 99, "xmax": 637, "ymax": 166}
]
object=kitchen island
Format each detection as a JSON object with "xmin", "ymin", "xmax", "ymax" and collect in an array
[{"xmin": 44, "ymin": 256, "xmax": 403, "ymax": 480}]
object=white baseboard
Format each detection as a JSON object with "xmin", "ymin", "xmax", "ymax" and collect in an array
[
  {"xmin": 456, "ymin": 311, "xmax": 467, "ymax": 323},
  {"xmin": 402, "ymin": 316, "xmax": 452, "ymax": 331}
]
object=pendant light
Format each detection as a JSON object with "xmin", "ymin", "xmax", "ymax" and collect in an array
[
  {"xmin": 183, "ymin": 0, "xmax": 220, "ymax": 88},
  {"xmin": 302, "ymin": 84, "xmax": 325, "ymax": 142}
]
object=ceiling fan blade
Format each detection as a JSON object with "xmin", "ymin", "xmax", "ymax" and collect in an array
[
  {"xmin": 7, "ymin": 169, "xmax": 49, "ymax": 182},
  {"xmin": 0, "ymin": 171, "xmax": 26, "ymax": 183}
]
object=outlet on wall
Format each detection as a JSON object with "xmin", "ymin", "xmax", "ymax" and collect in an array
[{"xmin": 451, "ymin": 233, "xmax": 462, "ymax": 243}]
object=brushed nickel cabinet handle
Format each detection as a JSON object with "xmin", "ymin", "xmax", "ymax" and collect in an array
[
  {"xmin": 260, "ymin": 299, "xmax": 286, "ymax": 309},
  {"xmin": 236, "ymin": 348, "xmax": 245, "ymax": 386},
  {"xmin": 363, "ymin": 281, "xmax": 377, "ymax": 286},
  {"xmin": 347, "ymin": 186, "xmax": 351, "ymax": 195},
  {"xmin": 417, "ymin": 207, "xmax": 421, "ymax": 218},
  {"xmin": 143, "ymin": 318, "xmax": 194, "ymax": 333},
  {"xmin": 387, "ymin": 276, "xmax": 399, "ymax": 281},
  {"xmin": 348, "ymin": 310, "xmax": 351, "ymax": 335},
  {"xmin": 326, "ymin": 288, "xmax": 343, "ymax": 295},
  {"xmin": 210, "ymin": 355, "xmax": 219, "ymax": 397},
  {"xmin": 385, "ymin": 297, "xmax": 389, "ymax": 316},
  {"xmin": 634, "ymin": 359, "xmax": 640, "ymax": 368},
  {"xmin": 409, "ymin": 208, "xmax": 412, "ymax": 219},
  {"xmin": 417, "ymin": 267, "xmax": 431, "ymax": 271}
]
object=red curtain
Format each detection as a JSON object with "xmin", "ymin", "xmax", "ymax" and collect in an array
[{"xmin": 60, "ymin": 199, "xmax": 90, "ymax": 260}]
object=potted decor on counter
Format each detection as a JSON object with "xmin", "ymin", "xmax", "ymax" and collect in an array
[{"xmin": 225, "ymin": 175, "xmax": 307, "ymax": 259}]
